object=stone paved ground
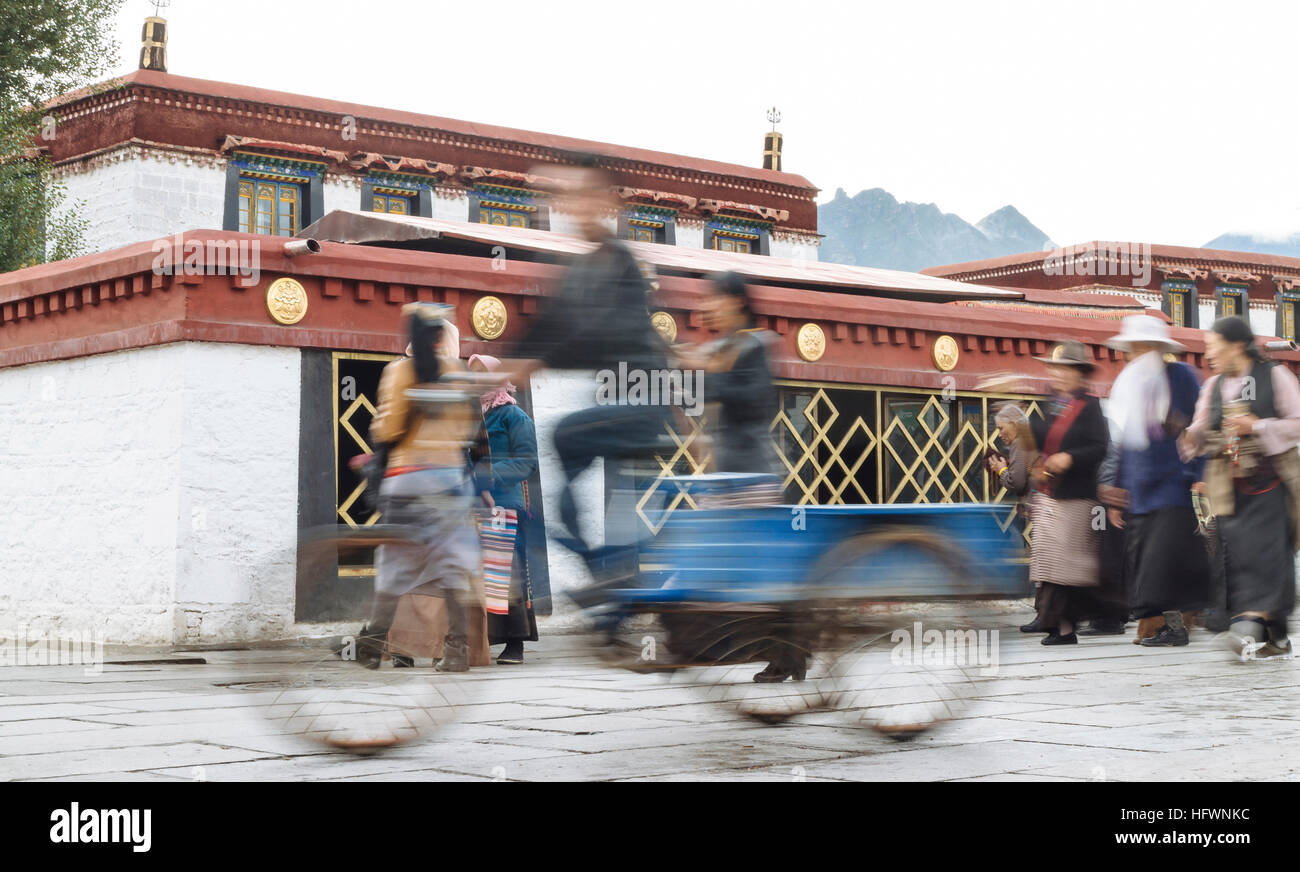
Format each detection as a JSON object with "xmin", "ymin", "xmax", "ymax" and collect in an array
[{"xmin": 2, "ymin": 619, "xmax": 1298, "ymax": 782}]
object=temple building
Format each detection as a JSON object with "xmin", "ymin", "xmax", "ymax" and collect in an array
[
  {"xmin": 5, "ymin": 21, "xmax": 1298, "ymax": 647},
  {"xmin": 44, "ymin": 70, "xmax": 820, "ymax": 262},
  {"xmin": 923, "ymin": 241, "xmax": 1300, "ymax": 342}
]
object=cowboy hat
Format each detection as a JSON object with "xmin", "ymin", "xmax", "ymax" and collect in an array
[
  {"xmin": 1033, "ymin": 339, "xmax": 1096, "ymax": 371},
  {"xmin": 1105, "ymin": 313, "xmax": 1186, "ymax": 353}
]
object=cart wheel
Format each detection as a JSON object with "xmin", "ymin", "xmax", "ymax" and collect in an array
[
  {"xmin": 234, "ymin": 525, "xmax": 475, "ymax": 754},
  {"xmin": 261, "ymin": 648, "xmax": 473, "ymax": 754},
  {"xmin": 665, "ymin": 612, "xmax": 830, "ymax": 725},
  {"xmin": 808, "ymin": 528, "xmax": 994, "ymax": 738}
]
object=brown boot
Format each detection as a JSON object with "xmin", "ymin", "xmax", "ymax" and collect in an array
[{"xmin": 1133, "ymin": 616, "xmax": 1165, "ymax": 645}]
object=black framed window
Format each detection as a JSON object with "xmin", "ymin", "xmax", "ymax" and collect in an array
[
  {"xmin": 360, "ymin": 175, "xmax": 434, "ymax": 218},
  {"xmin": 468, "ymin": 184, "xmax": 548, "ymax": 230},
  {"xmin": 1216, "ymin": 285, "xmax": 1247, "ymax": 319},
  {"xmin": 223, "ymin": 153, "xmax": 324, "ymax": 235},
  {"xmin": 1161, "ymin": 281, "xmax": 1198, "ymax": 328},
  {"xmin": 618, "ymin": 208, "xmax": 676, "ymax": 245},
  {"xmin": 704, "ymin": 219, "xmax": 771, "ymax": 256},
  {"xmin": 1278, "ymin": 295, "xmax": 1298, "ymax": 342}
]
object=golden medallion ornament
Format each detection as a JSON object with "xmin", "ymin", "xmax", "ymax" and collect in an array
[
  {"xmin": 932, "ymin": 334, "xmax": 960, "ymax": 372},
  {"xmin": 796, "ymin": 323, "xmax": 826, "ymax": 362},
  {"xmin": 471, "ymin": 295, "xmax": 507, "ymax": 340},
  {"xmin": 650, "ymin": 311, "xmax": 677, "ymax": 343},
  {"xmin": 266, "ymin": 277, "xmax": 308, "ymax": 325}
]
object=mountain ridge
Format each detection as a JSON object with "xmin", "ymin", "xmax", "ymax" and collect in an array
[{"xmin": 817, "ymin": 187, "xmax": 1055, "ymax": 272}]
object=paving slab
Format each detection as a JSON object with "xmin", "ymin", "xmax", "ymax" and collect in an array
[{"xmin": 2, "ymin": 630, "xmax": 1297, "ymax": 781}]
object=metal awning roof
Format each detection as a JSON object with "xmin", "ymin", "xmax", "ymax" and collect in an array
[{"xmin": 300, "ymin": 210, "xmax": 1024, "ymax": 301}]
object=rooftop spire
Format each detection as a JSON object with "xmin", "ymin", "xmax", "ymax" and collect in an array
[
  {"xmin": 763, "ymin": 107, "xmax": 783, "ymax": 172},
  {"xmin": 139, "ymin": 0, "xmax": 170, "ymax": 72}
]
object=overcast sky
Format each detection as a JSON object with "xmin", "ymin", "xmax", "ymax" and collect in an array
[{"xmin": 109, "ymin": 0, "xmax": 1299, "ymax": 248}]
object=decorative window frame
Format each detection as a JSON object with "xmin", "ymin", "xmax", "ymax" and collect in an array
[
  {"xmin": 1161, "ymin": 280, "xmax": 1198, "ymax": 329},
  {"xmin": 468, "ymin": 183, "xmax": 549, "ymax": 230},
  {"xmin": 617, "ymin": 204, "xmax": 677, "ymax": 245},
  {"xmin": 1277, "ymin": 292, "xmax": 1300, "ymax": 342},
  {"xmin": 704, "ymin": 214, "xmax": 772, "ymax": 256},
  {"xmin": 360, "ymin": 171, "xmax": 434, "ymax": 217},
  {"xmin": 223, "ymin": 151, "xmax": 325, "ymax": 234},
  {"xmin": 1215, "ymin": 284, "xmax": 1248, "ymax": 320}
]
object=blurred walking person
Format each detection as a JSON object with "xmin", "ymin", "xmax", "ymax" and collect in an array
[
  {"xmin": 1026, "ymin": 341, "xmax": 1109, "ymax": 645},
  {"xmin": 1181, "ymin": 316, "xmax": 1300, "ymax": 660},
  {"xmin": 507, "ymin": 155, "xmax": 670, "ymax": 602},
  {"xmin": 1103, "ymin": 315, "xmax": 1209, "ymax": 646},
  {"xmin": 359, "ymin": 304, "xmax": 494, "ymax": 672},
  {"xmin": 676, "ymin": 272, "xmax": 800, "ymax": 681}
]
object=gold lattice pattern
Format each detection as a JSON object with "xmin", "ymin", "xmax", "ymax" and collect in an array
[
  {"xmin": 637, "ymin": 383, "xmax": 1043, "ymax": 539},
  {"xmin": 337, "ymin": 393, "xmax": 381, "ymax": 529}
]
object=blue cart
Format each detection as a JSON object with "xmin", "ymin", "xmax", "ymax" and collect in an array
[{"xmin": 585, "ymin": 473, "xmax": 1030, "ymax": 736}]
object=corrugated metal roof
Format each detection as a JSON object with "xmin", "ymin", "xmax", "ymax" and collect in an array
[{"xmin": 301, "ymin": 211, "xmax": 1024, "ymax": 301}]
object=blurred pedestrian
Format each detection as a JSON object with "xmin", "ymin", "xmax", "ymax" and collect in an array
[
  {"xmin": 359, "ymin": 304, "xmax": 494, "ymax": 673},
  {"xmin": 677, "ymin": 271, "xmax": 780, "ymax": 476},
  {"xmin": 1026, "ymin": 341, "xmax": 1109, "ymax": 645},
  {"xmin": 1102, "ymin": 315, "xmax": 1208, "ymax": 646},
  {"xmin": 507, "ymin": 154, "xmax": 670, "ymax": 602},
  {"xmin": 1181, "ymin": 316, "xmax": 1300, "ymax": 660},
  {"xmin": 677, "ymin": 272, "xmax": 802, "ymax": 682},
  {"xmin": 469, "ymin": 353, "xmax": 540, "ymax": 665}
]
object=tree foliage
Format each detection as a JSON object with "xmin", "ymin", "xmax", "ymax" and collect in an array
[{"xmin": 0, "ymin": 1, "xmax": 126, "ymax": 272}]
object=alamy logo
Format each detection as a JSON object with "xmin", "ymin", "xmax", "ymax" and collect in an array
[
  {"xmin": 595, "ymin": 362, "xmax": 704, "ymax": 417},
  {"xmin": 0, "ymin": 628, "xmax": 104, "ymax": 675},
  {"xmin": 1042, "ymin": 242, "xmax": 1151, "ymax": 288},
  {"xmin": 890, "ymin": 622, "xmax": 1000, "ymax": 675},
  {"xmin": 49, "ymin": 803, "xmax": 151, "ymax": 852},
  {"xmin": 150, "ymin": 232, "xmax": 261, "ymax": 287}
]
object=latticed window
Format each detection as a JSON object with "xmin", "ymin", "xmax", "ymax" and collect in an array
[
  {"xmin": 372, "ymin": 193, "xmax": 413, "ymax": 215},
  {"xmin": 626, "ymin": 218, "xmax": 664, "ymax": 243},
  {"xmin": 1218, "ymin": 286, "xmax": 1246, "ymax": 319},
  {"xmin": 713, "ymin": 231, "xmax": 755, "ymax": 254},
  {"xmin": 237, "ymin": 178, "xmax": 301, "ymax": 236},
  {"xmin": 479, "ymin": 205, "xmax": 530, "ymax": 228},
  {"xmin": 1168, "ymin": 289, "xmax": 1187, "ymax": 327}
]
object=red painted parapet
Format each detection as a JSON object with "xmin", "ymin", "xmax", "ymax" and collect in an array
[{"xmin": 4, "ymin": 230, "xmax": 1297, "ymax": 392}]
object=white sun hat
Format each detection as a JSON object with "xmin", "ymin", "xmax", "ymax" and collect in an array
[{"xmin": 1105, "ymin": 313, "xmax": 1186, "ymax": 353}]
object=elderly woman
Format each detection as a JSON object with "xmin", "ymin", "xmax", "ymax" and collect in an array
[
  {"xmin": 987, "ymin": 404, "xmax": 1045, "ymax": 632},
  {"xmin": 988, "ymin": 403, "xmax": 1036, "ymax": 501},
  {"xmin": 359, "ymin": 304, "xmax": 493, "ymax": 672},
  {"xmin": 468, "ymin": 353, "xmax": 541, "ymax": 665},
  {"xmin": 1026, "ymin": 341, "xmax": 1110, "ymax": 645},
  {"xmin": 1181, "ymin": 316, "xmax": 1300, "ymax": 660}
]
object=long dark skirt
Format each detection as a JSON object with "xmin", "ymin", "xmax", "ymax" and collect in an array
[
  {"xmin": 1076, "ymin": 521, "xmax": 1130, "ymax": 623},
  {"xmin": 1037, "ymin": 582, "xmax": 1082, "ymax": 629},
  {"xmin": 1220, "ymin": 483, "xmax": 1296, "ymax": 619},
  {"xmin": 1127, "ymin": 505, "xmax": 1211, "ymax": 618},
  {"xmin": 488, "ymin": 523, "xmax": 539, "ymax": 644}
]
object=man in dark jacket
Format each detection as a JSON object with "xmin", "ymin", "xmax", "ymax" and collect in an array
[{"xmin": 507, "ymin": 155, "xmax": 670, "ymax": 597}]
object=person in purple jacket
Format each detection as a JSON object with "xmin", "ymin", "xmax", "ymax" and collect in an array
[{"xmin": 1102, "ymin": 315, "xmax": 1209, "ymax": 648}]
